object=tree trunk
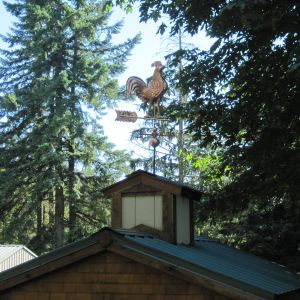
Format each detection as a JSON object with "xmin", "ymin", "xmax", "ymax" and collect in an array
[
  {"xmin": 68, "ymin": 148, "xmax": 76, "ymax": 241},
  {"xmin": 55, "ymin": 185, "xmax": 64, "ymax": 247},
  {"xmin": 36, "ymin": 198, "xmax": 42, "ymax": 239},
  {"xmin": 48, "ymin": 189, "xmax": 55, "ymax": 227}
]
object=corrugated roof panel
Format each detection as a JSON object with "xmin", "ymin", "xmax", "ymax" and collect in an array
[
  {"xmin": 196, "ymin": 238, "xmax": 299, "ymax": 288},
  {"xmin": 0, "ymin": 245, "xmax": 22, "ymax": 262},
  {"xmin": 124, "ymin": 235, "xmax": 300, "ymax": 296},
  {"xmin": 0, "ymin": 245, "xmax": 37, "ymax": 272}
]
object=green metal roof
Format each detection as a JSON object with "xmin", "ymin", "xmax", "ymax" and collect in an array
[
  {"xmin": 119, "ymin": 231, "xmax": 300, "ymax": 298},
  {"xmin": 0, "ymin": 228, "xmax": 299, "ymax": 299}
]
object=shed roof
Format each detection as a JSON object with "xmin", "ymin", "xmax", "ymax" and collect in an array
[
  {"xmin": 0, "ymin": 245, "xmax": 37, "ymax": 272},
  {"xmin": 0, "ymin": 245, "xmax": 23, "ymax": 262},
  {"xmin": 0, "ymin": 245, "xmax": 37, "ymax": 263},
  {"xmin": 0, "ymin": 228, "xmax": 299, "ymax": 300},
  {"xmin": 102, "ymin": 169, "xmax": 202, "ymax": 201}
]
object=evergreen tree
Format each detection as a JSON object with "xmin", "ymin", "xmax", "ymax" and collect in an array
[{"xmin": 0, "ymin": 0, "xmax": 139, "ymax": 251}]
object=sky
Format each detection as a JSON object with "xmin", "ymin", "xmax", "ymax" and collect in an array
[{"xmin": 0, "ymin": 2, "xmax": 212, "ymax": 159}]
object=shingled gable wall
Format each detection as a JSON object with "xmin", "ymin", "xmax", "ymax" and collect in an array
[{"xmin": 1, "ymin": 250, "xmax": 233, "ymax": 300}]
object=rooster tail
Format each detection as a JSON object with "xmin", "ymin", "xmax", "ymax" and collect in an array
[{"xmin": 125, "ymin": 76, "xmax": 147, "ymax": 99}]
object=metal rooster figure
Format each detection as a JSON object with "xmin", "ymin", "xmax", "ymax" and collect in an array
[{"xmin": 125, "ymin": 61, "xmax": 168, "ymax": 118}]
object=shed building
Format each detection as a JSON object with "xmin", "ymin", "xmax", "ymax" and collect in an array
[{"xmin": 0, "ymin": 170, "xmax": 300, "ymax": 300}]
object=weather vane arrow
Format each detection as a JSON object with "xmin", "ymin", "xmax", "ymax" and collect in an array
[
  {"xmin": 115, "ymin": 110, "xmax": 170, "ymax": 123},
  {"xmin": 115, "ymin": 110, "xmax": 138, "ymax": 123}
]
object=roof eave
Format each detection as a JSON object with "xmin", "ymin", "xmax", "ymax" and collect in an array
[{"xmin": 102, "ymin": 170, "xmax": 202, "ymax": 201}]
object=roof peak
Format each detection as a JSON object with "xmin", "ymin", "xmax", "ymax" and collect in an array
[{"xmin": 103, "ymin": 169, "xmax": 202, "ymax": 201}]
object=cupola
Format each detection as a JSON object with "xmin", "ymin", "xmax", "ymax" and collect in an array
[{"xmin": 102, "ymin": 170, "xmax": 202, "ymax": 245}]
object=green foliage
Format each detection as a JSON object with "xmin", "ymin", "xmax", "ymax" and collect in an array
[
  {"xmin": 187, "ymin": 149, "xmax": 232, "ymax": 190},
  {"xmin": 123, "ymin": 0, "xmax": 300, "ymax": 269},
  {"xmin": 0, "ymin": 0, "xmax": 137, "ymax": 252},
  {"xmin": 104, "ymin": 0, "xmax": 134, "ymax": 13}
]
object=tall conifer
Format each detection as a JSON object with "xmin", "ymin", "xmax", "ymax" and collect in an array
[{"xmin": 0, "ymin": 0, "xmax": 139, "ymax": 250}]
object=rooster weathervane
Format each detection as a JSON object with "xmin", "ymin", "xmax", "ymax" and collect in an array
[
  {"xmin": 115, "ymin": 61, "xmax": 171, "ymax": 174},
  {"xmin": 125, "ymin": 61, "xmax": 168, "ymax": 118}
]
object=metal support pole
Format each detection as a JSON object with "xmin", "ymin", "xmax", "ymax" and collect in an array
[
  {"xmin": 178, "ymin": 29, "xmax": 186, "ymax": 184},
  {"xmin": 153, "ymin": 147, "xmax": 156, "ymax": 175}
]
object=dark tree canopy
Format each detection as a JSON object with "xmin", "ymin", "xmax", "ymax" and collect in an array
[{"xmin": 108, "ymin": 0, "xmax": 300, "ymax": 269}]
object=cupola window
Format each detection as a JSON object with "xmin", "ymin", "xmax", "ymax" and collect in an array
[{"xmin": 122, "ymin": 195, "xmax": 163, "ymax": 230}]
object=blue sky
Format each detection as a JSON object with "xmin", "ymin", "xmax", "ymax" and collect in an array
[{"xmin": 0, "ymin": 2, "xmax": 12, "ymax": 34}]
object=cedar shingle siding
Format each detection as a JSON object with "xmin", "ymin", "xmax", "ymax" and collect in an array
[{"xmin": 1, "ymin": 251, "xmax": 232, "ymax": 300}]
